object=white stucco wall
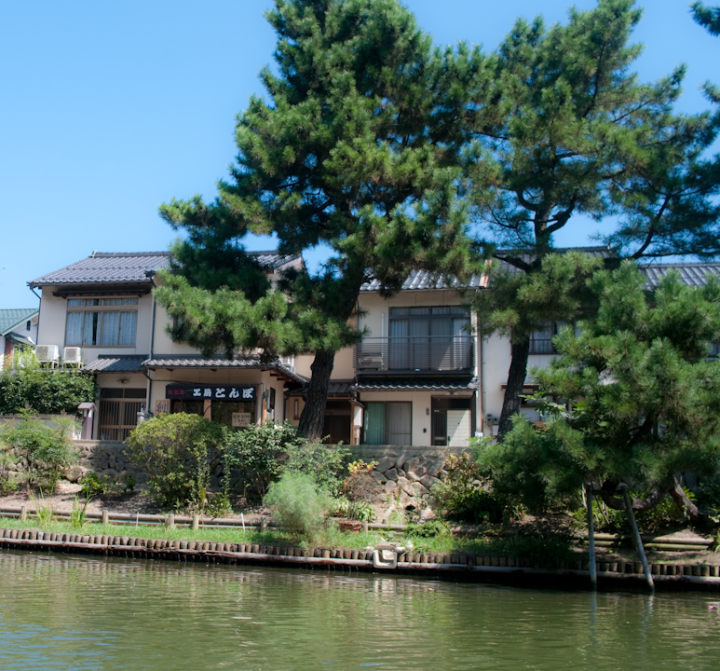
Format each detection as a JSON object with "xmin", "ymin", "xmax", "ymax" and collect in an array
[{"xmin": 36, "ymin": 287, "xmax": 154, "ymax": 365}]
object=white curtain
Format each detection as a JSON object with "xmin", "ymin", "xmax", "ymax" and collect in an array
[
  {"xmin": 101, "ymin": 312, "xmax": 120, "ymax": 346},
  {"xmin": 119, "ymin": 312, "xmax": 137, "ymax": 346},
  {"xmin": 65, "ymin": 312, "xmax": 83, "ymax": 346}
]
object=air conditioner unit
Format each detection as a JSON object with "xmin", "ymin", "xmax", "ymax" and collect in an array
[
  {"xmin": 63, "ymin": 347, "xmax": 83, "ymax": 366},
  {"xmin": 35, "ymin": 345, "xmax": 59, "ymax": 365},
  {"xmin": 358, "ymin": 354, "xmax": 383, "ymax": 369}
]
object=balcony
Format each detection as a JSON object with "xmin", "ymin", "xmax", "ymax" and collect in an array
[{"xmin": 354, "ymin": 336, "xmax": 474, "ymax": 374}]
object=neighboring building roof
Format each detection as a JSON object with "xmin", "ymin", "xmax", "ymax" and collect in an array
[
  {"xmin": 85, "ymin": 355, "xmax": 150, "ymax": 373},
  {"xmin": 640, "ymin": 262, "xmax": 720, "ymax": 288},
  {"xmin": 288, "ymin": 380, "xmax": 357, "ymax": 397},
  {"xmin": 0, "ymin": 308, "xmax": 38, "ymax": 336},
  {"xmin": 143, "ymin": 355, "xmax": 307, "ymax": 384},
  {"xmin": 361, "ymin": 269, "xmax": 487, "ymax": 293},
  {"xmin": 6, "ymin": 332, "xmax": 34, "ymax": 347},
  {"xmin": 28, "ymin": 250, "xmax": 301, "ymax": 288}
]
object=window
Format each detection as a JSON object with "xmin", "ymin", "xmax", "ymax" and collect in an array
[
  {"xmin": 26, "ymin": 320, "xmax": 31, "ymax": 332},
  {"xmin": 529, "ymin": 323, "xmax": 557, "ymax": 354},
  {"xmin": 365, "ymin": 402, "xmax": 412, "ymax": 445},
  {"xmin": 65, "ymin": 298, "xmax": 138, "ymax": 347},
  {"xmin": 388, "ymin": 306, "xmax": 471, "ymax": 370}
]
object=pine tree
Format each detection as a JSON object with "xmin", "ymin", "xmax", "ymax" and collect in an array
[
  {"xmin": 157, "ymin": 0, "xmax": 477, "ymax": 438},
  {"xmin": 463, "ymin": 0, "xmax": 720, "ymax": 437},
  {"xmin": 477, "ymin": 263, "xmax": 720, "ymax": 518}
]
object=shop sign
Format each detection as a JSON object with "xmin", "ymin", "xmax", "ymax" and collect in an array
[
  {"xmin": 165, "ymin": 384, "xmax": 256, "ymax": 401},
  {"xmin": 232, "ymin": 412, "xmax": 252, "ymax": 428}
]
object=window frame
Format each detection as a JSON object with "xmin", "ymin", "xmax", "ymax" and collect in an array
[{"xmin": 65, "ymin": 297, "xmax": 139, "ymax": 348}]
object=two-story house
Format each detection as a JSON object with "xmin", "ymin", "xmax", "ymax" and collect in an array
[
  {"xmin": 29, "ymin": 251, "xmax": 306, "ymax": 440},
  {"xmin": 27, "ymin": 251, "xmax": 720, "ymax": 445}
]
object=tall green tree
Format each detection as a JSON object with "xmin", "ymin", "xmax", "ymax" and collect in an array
[
  {"xmin": 157, "ymin": 0, "xmax": 476, "ymax": 438},
  {"xmin": 692, "ymin": 2, "xmax": 720, "ymax": 37},
  {"xmin": 477, "ymin": 263, "xmax": 720, "ymax": 519},
  {"xmin": 463, "ymin": 0, "xmax": 720, "ymax": 436}
]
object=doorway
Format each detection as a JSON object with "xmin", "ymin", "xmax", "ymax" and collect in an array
[{"xmin": 431, "ymin": 397, "xmax": 472, "ymax": 447}]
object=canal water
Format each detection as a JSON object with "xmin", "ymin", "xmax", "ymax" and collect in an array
[{"xmin": 0, "ymin": 550, "xmax": 719, "ymax": 670}]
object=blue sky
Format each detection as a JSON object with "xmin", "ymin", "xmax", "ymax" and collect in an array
[{"xmin": 1, "ymin": 0, "xmax": 718, "ymax": 308}]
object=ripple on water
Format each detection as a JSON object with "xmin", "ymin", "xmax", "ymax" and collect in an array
[{"xmin": 0, "ymin": 550, "xmax": 719, "ymax": 670}]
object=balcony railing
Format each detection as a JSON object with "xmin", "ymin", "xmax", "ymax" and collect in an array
[
  {"xmin": 354, "ymin": 336, "xmax": 474, "ymax": 373},
  {"xmin": 528, "ymin": 338, "xmax": 556, "ymax": 355}
]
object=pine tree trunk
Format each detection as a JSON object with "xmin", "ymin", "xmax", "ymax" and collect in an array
[
  {"xmin": 498, "ymin": 336, "xmax": 531, "ymax": 439},
  {"xmin": 297, "ymin": 348, "xmax": 336, "ymax": 440}
]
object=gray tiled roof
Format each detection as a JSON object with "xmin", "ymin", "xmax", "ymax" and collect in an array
[
  {"xmin": 0, "ymin": 308, "xmax": 38, "ymax": 336},
  {"xmin": 29, "ymin": 250, "xmax": 301, "ymax": 288},
  {"xmin": 288, "ymin": 380, "xmax": 357, "ymax": 397},
  {"xmin": 361, "ymin": 269, "xmax": 486, "ymax": 292},
  {"xmin": 356, "ymin": 378, "xmax": 478, "ymax": 392},
  {"xmin": 85, "ymin": 355, "xmax": 149, "ymax": 373},
  {"xmin": 29, "ymin": 252, "xmax": 171, "ymax": 287},
  {"xmin": 143, "ymin": 355, "xmax": 307, "ymax": 383},
  {"xmin": 640, "ymin": 263, "xmax": 720, "ymax": 288}
]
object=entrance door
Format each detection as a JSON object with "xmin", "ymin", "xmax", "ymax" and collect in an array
[
  {"xmin": 431, "ymin": 397, "xmax": 473, "ymax": 447},
  {"xmin": 99, "ymin": 388, "xmax": 146, "ymax": 440}
]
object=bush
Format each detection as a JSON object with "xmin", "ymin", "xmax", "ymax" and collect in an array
[
  {"xmin": 263, "ymin": 471, "xmax": 331, "ymax": 543},
  {"xmin": 79, "ymin": 472, "xmax": 136, "ymax": 499},
  {"xmin": 284, "ymin": 438, "xmax": 349, "ymax": 498},
  {"xmin": 343, "ymin": 460, "xmax": 382, "ymax": 502},
  {"xmin": 431, "ymin": 453, "xmax": 504, "ymax": 524},
  {"xmin": 0, "ymin": 411, "xmax": 78, "ymax": 492},
  {"xmin": 222, "ymin": 421, "xmax": 303, "ymax": 503},
  {"xmin": 125, "ymin": 413, "xmax": 226, "ymax": 509},
  {"xmin": 223, "ymin": 421, "xmax": 349, "ymax": 503},
  {"xmin": 0, "ymin": 350, "xmax": 95, "ymax": 414}
]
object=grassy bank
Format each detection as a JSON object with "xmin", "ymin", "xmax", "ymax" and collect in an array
[{"xmin": 0, "ymin": 517, "xmax": 584, "ymax": 568}]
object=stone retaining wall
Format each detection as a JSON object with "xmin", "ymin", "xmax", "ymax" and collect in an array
[{"xmin": 73, "ymin": 440, "xmax": 145, "ymax": 484}]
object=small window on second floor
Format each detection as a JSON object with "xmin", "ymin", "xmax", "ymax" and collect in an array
[{"xmin": 529, "ymin": 323, "xmax": 557, "ymax": 355}]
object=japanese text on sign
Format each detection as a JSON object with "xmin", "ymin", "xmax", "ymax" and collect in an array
[{"xmin": 166, "ymin": 384, "xmax": 257, "ymax": 401}]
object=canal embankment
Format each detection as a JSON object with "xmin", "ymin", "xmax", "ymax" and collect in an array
[{"xmin": 3, "ymin": 523, "xmax": 720, "ymax": 592}]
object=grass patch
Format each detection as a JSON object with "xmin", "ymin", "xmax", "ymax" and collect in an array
[{"xmin": 0, "ymin": 517, "xmax": 577, "ymax": 567}]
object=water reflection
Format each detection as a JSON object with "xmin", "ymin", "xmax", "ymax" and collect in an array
[{"xmin": 0, "ymin": 550, "xmax": 718, "ymax": 670}]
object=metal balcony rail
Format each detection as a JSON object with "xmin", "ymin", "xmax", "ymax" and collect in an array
[
  {"xmin": 528, "ymin": 338, "xmax": 555, "ymax": 355},
  {"xmin": 354, "ymin": 336, "xmax": 474, "ymax": 372}
]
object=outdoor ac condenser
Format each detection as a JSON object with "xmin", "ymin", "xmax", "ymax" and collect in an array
[
  {"xmin": 35, "ymin": 345, "xmax": 59, "ymax": 364},
  {"xmin": 63, "ymin": 347, "xmax": 82, "ymax": 366}
]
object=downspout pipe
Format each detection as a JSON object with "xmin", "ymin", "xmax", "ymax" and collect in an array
[
  {"xmin": 145, "ymin": 271, "xmax": 158, "ymax": 415},
  {"xmin": 28, "ymin": 284, "xmax": 41, "ymax": 345}
]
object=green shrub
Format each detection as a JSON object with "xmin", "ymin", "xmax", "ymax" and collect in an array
[
  {"xmin": 406, "ymin": 519, "xmax": 451, "ymax": 538},
  {"xmin": 346, "ymin": 500, "xmax": 375, "ymax": 522},
  {"xmin": 223, "ymin": 421, "xmax": 349, "ymax": 503},
  {"xmin": 284, "ymin": 438, "xmax": 349, "ymax": 498},
  {"xmin": 0, "ymin": 350, "xmax": 95, "ymax": 414},
  {"xmin": 222, "ymin": 421, "xmax": 302, "ymax": 503},
  {"xmin": 0, "ymin": 410, "xmax": 78, "ymax": 492},
  {"xmin": 431, "ymin": 453, "xmax": 504, "ymax": 523},
  {"xmin": 79, "ymin": 472, "xmax": 136, "ymax": 498},
  {"xmin": 263, "ymin": 471, "xmax": 331, "ymax": 543},
  {"xmin": 125, "ymin": 413, "xmax": 226, "ymax": 509}
]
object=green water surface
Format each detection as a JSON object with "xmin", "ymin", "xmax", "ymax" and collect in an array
[{"xmin": 0, "ymin": 550, "xmax": 718, "ymax": 670}]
